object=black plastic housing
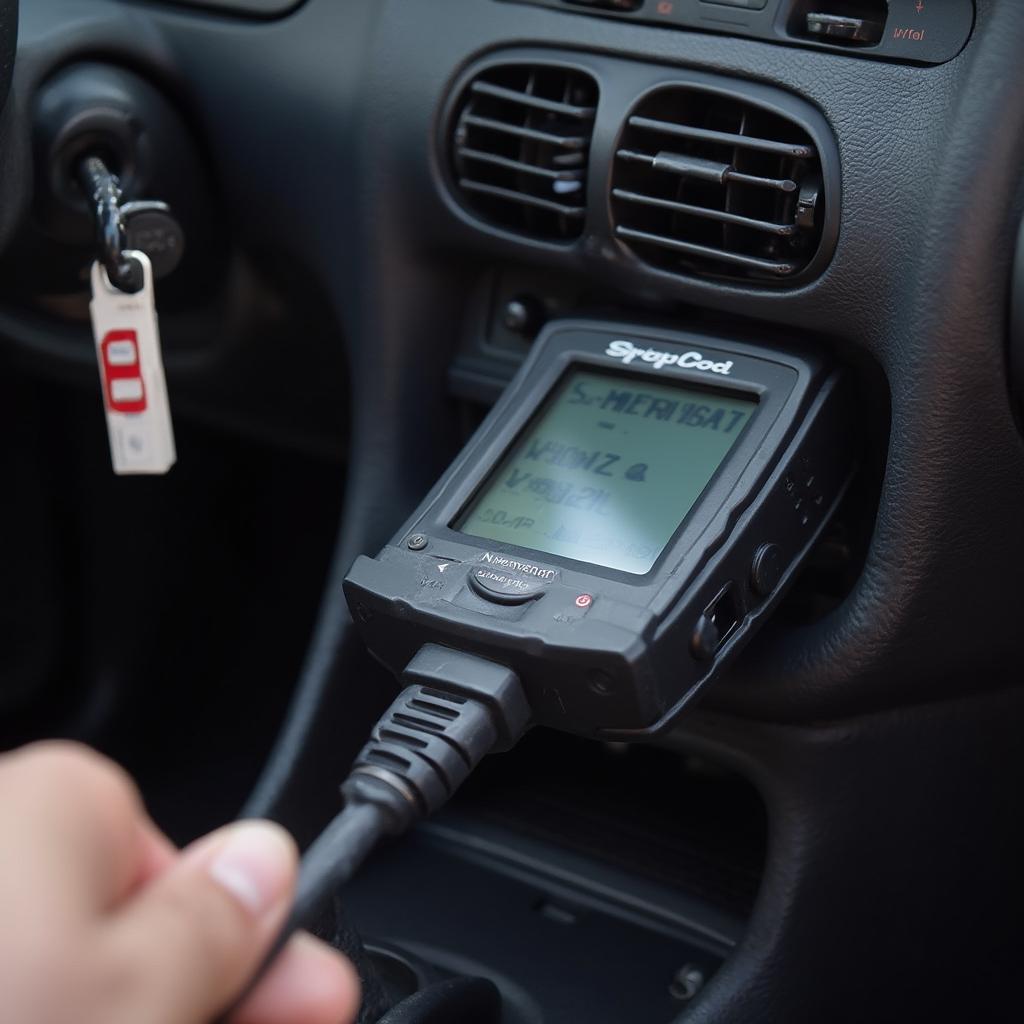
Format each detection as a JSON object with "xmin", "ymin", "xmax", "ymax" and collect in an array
[{"xmin": 345, "ymin": 320, "xmax": 857, "ymax": 737}]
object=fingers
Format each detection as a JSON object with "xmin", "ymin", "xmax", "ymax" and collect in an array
[
  {"xmin": 132, "ymin": 819, "xmax": 178, "ymax": 891},
  {"xmin": 0, "ymin": 743, "xmax": 361, "ymax": 1024},
  {"xmin": 231, "ymin": 932, "xmax": 361, "ymax": 1024},
  {"xmin": 0, "ymin": 741, "xmax": 159, "ymax": 916},
  {"xmin": 99, "ymin": 820, "xmax": 300, "ymax": 1024}
]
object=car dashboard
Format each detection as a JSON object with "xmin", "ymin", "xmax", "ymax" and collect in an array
[{"xmin": 0, "ymin": 1, "xmax": 1022, "ymax": 1021}]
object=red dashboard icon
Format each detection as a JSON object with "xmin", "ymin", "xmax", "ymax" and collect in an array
[{"xmin": 100, "ymin": 330, "xmax": 147, "ymax": 414}]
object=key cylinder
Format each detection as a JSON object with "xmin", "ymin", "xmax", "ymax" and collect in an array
[{"xmin": 20, "ymin": 62, "xmax": 224, "ymax": 306}]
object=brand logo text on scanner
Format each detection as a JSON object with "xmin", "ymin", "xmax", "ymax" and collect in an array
[
  {"xmin": 605, "ymin": 339, "xmax": 734, "ymax": 376},
  {"xmin": 481, "ymin": 551, "xmax": 557, "ymax": 579}
]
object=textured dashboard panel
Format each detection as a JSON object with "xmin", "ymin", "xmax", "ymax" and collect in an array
[
  {"xmin": 60, "ymin": 0, "xmax": 1016, "ymax": 729},
  {"xmin": 17, "ymin": 0, "xmax": 1023, "ymax": 725},
  {"xmin": 335, "ymin": 0, "xmax": 1024, "ymax": 726}
]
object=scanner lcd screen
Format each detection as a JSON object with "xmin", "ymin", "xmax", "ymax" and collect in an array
[{"xmin": 456, "ymin": 368, "xmax": 757, "ymax": 574}]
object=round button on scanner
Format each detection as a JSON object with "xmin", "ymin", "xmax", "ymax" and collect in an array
[
  {"xmin": 469, "ymin": 564, "xmax": 553, "ymax": 605},
  {"xmin": 750, "ymin": 542, "xmax": 784, "ymax": 598},
  {"xmin": 690, "ymin": 614, "xmax": 720, "ymax": 662}
]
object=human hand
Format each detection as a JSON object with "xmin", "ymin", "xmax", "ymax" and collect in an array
[{"xmin": 0, "ymin": 741, "xmax": 360, "ymax": 1024}]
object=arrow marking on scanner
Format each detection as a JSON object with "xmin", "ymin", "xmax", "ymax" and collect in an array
[{"xmin": 437, "ymin": 563, "xmax": 453, "ymax": 573}]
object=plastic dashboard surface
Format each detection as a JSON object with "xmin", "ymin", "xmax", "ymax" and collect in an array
[{"xmin": 10, "ymin": 0, "xmax": 1024, "ymax": 728}]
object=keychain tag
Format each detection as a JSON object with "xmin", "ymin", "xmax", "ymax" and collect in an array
[{"xmin": 88, "ymin": 250, "xmax": 176, "ymax": 475}]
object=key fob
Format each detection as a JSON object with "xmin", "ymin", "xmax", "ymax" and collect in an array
[
  {"xmin": 88, "ymin": 250, "xmax": 177, "ymax": 475},
  {"xmin": 122, "ymin": 201, "xmax": 186, "ymax": 280}
]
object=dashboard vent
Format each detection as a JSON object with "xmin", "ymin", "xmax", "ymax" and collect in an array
[
  {"xmin": 451, "ymin": 64, "xmax": 598, "ymax": 242},
  {"xmin": 611, "ymin": 87, "xmax": 826, "ymax": 282}
]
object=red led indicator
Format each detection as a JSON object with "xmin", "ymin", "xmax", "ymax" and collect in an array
[{"xmin": 575, "ymin": 594, "xmax": 593, "ymax": 609}]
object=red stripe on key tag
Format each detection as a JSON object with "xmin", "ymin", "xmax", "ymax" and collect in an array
[{"xmin": 100, "ymin": 330, "xmax": 147, "ymax": 413}]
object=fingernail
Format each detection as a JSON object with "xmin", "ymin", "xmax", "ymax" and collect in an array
[{"xmin": 207, "ymin": 821, "xmax": 296, "ymax": 916}]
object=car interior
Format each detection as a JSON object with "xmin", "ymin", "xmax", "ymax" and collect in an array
[{"xmin": 1, "ymin": 0, "xmax": 1023, "ymax": 1021}]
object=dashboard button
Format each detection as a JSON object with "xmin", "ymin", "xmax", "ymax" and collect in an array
[{"xmin": 805, "ymin": 12, "xmax": 884, "ymax": 44}]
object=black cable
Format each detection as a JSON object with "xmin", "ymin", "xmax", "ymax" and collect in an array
[
  {"xmin": 216, "ymin": 645, "xmax": 531, "ymax": 1022},
  {"xmin": 217, "ymin": 802, "xmax": 390, "ymax": 1020},
  {"xmin": 292, "ymin": 802, "xmax": 390, "ymax": 924}
]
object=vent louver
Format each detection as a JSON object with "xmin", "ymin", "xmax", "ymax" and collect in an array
[
  {"xmin": 611, "ymin": 87, "xmax": 826, "ymax": 282},
  {"xmin": 451, "ymin": 64, "xmax": 598, "ymax": 242}
]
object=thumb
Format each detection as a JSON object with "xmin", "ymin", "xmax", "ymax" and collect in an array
[{"xmin": 101, "ymin": 820, "xmax": 297, "ymax": 1024}]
